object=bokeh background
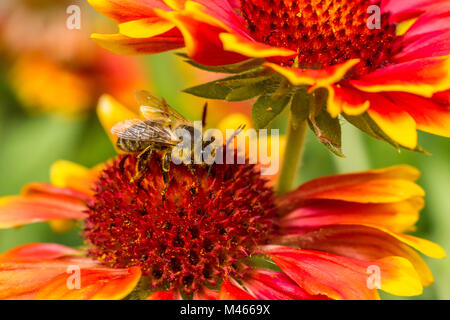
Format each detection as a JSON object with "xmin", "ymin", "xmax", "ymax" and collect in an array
[{"xmin": 0, "ymin": 0, "xmax": 448, "ymax": 300}]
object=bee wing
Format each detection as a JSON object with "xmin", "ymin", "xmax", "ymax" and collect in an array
[
  {"xmin": 136, "ymin": 90, "xmax": 192, "ymax": 126},
  {"xmin": 111, "ymin": 119, "xmax": 178, "ymax": 145},
  {"xmin": 111, "ymin": 119, "xmax": 143, "ymax": 138}
]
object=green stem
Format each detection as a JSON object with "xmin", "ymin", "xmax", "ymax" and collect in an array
[{"xmin": 276, "ymin": 115, "xmax": 307, "ymax": 194}]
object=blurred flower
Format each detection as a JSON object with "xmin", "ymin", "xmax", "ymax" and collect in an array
[
  {"xmin": 0, "ymin": 95, "xmax": 444, "ymax": 300},
  {"xmin": 216, "ymin": 112, "xmax": 286, "ymax": 186},
  {"xmin": 0, "ymin": 0, "xmax": 145, "ymax": 115},
  {"xmin": 89, "ymin": 0, "xmax": 450, "ymax": 150}
]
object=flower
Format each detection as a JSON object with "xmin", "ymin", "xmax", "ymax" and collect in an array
[
  {"xmin": 89, "ymin": 0, "xmax": 450, "ymax": 150},
  {"xmin": 0, "ymin": 0, "xmax": 145, "ymax": 115},
  {"xmin": 0, "ymin": 94, "xmax": 445, "ymax": 300}
]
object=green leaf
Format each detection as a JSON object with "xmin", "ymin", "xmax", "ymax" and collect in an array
[
  {"xmin": 225, "ymin": 78, "xmax": 280, "ymax": 102},
  {"xmin": 244, "ymin": 255, "xmax": 282, "ymax": 272},
  {"xmin": 252, "ymin": 93, "xmax": 291, "ymax": 129},
  {"xmin": 344, "ymin": 113, "xmax": 429, "ymax": 154},
  {"xmin": 290, "ymin": 87, "xmax": 310, "ymax": 129},
  {"xmin": 309, "ymin": 110, "xmax": 344, "ymax": 157},
  {"xmin": 177, "ymin": 53, "xmax": 265, "ymax": 74},
  {"xmin": 183, "ymin": 68, "xmax": 267, "ymax": 100},
  {"xmin": 183, "ymin": 80, "xmax": 232, "ymax": 100}
]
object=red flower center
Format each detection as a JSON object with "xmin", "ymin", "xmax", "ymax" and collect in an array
[
  {"xmin": 240, "ymin": 0, "xmax": 400, "ymax": 76},
  {"xmin": 84, "ymin": 153, "xmax": 277, "ymax": 294}
]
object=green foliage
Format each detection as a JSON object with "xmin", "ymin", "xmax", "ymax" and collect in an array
[
  {"xmin": 308, "ymin": 110, "xmax": 343, "ymax": 157},
  {"xmin": 290, "ymin": 88, "xmax": 310, "ymax": 129},
  {"xmin": 178, "ymin": 54, "xmax": 265, "ymax": 74},
  {"xmin": 183, "ymin": 67, "xmax": 271, "ymax": 100},
  {"xmin": 252, "ymin": 94, "xmax": 291, "ymax": 129}
]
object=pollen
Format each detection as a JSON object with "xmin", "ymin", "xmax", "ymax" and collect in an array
[
  {"xmin": 83, "ymin": 152, "xmax": 277, "ymax": 294},
  {"xmin": 240, "ymin": 0, "xmax": 400, "ymax": 76}
]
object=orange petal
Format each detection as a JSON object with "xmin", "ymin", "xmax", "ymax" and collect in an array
[
  {"xmin": 50, "ymin": 161, "xmax": 102, "ymax": 196},
  {"xmin": 88, "ymin": 0, "xmax": 170, "ymax": 23},
  {"xmin": 284, "ymin": 225, "xmax": 435, "ymax": 286},
  {"xmin": 264, "ymin": 246, "xmax": 423, "ymax": 299},
  {"xmin": 220, "ymin": 33, "xmax": 297, "ymax": 59},
  {"xmin": 0, "ymin": 244, "xmax": 97, "ymax": 299},
  {"xmin": 326, "ymin": 85, "xmax": 370, "ymax": 118},
  {"xmin": 155, "ymin": 9, "xmax": 247, "ymax": 65},
  {"xmin": 146, "ymin": 288, "xmax": 181, "ymax": 300},
  {"xmin": 119, "ymin": 17, "xmax": 175, "ymax": 38},
  {"xmin": 383, "ymin": 92, "xmax": 450, "ymax": 138},
  {"xmin": 350, "ymin": 55, "xmax": 450, "ymax": 98},
  {"xmin": 0, "ymin": 183, "xmax": 87, "ymax": 229},
  {"xmin": 276, "ymin": 165, "xmax": 423, "ymax": 213},
  {"xmin": 91, "ymin": 30, "xmax": 184, "ymax": 56},
  {"xmin": 361, "ymin": 224, "xmax": 446, "ymax": 259},
  {"xmin": 35, "ymin": 267, "xmax": 141, "ymax": 300},
  {"xmin": 280, "ymin": 197, "xmax": 422, "ymax": 234},
  {"xmin": 219, "ymin": 279, "xmax": 255, "ymax": 300},
  {"xmin": 366, "ymin": 93, "xmax": 418, "ymax": 149},
  {"xmin": 264, "ymin": 59, "xmax": 359, "ymax": 87}
]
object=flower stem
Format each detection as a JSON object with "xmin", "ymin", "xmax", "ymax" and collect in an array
[{"xmin": 276, "ymin": 114, "xmax": 307, "ymax": 194}]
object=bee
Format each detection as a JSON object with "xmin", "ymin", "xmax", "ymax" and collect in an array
[
  {"xmin": 111, "ymin": 90, "xmax": 209, "ymax": 189},
  {"xmin": 111, "ymin": 90, "xmax": 246, "ymax": 194}
]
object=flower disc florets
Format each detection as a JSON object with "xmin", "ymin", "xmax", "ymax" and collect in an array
[
  {"xmin": 84, "ymin": 152, "xmax": 277, "ymax": 294},
  {"xmin": 241, "ymin": 0, "xmax": 400, "ymax": 76}
]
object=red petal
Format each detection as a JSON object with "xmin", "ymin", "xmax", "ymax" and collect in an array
[
  {"xmin": 193, "ymin": 0, "xmax": 249, "ymax": 36},
  {"xmin": 350, "ymin": 56, "xmax": 450, "ymax": 98},
  {"xmin": 146, "ymin": 289, "xmax": 181, "ymax": 300},
  {"xmin": 365, "ymin": 93, "xmax": 418, "ymax": 149},
  {"xmin": 88, "ymin": 0, "xmax": 171, "ymax": 23},
  {"xmin": 326, "ymin": 85, "xmax": 370, "ymax": 118},
  {"xmin": 0, "ymin": 244, "xmax": 95, "ymax": 299},
  {"xmin": 383, "ymin": 92, "xmax": 450, "ymax": 137},
  {"xmin": 193, "ymin": 287, "xmax": 219, "ymax": 300},
  {"xmin": 282, "ymin": 225, "xmax": 434, "ymax": 286},
  {"xmin": 276, "ymin": 165, "xmax": 422, "ymax": 214},
  {"xmin": 381, "ymin": 0, "xmax": 445, "ymax": 22},
  {"xmin": 264, "ymin": 246, "xmax": 423, "ymax": 300},
  {"xmin": 156, "ymin": 9, "xmax": 247, "ymax": 65},
  {"xmin": 0, "ymin": 243, "xmax": 80, "ymax": 262},
  {"xmin": 396, "ymin": 30, "xmax": 450, "ymax": 61},
  {"xmin": 219, "ymin": 279, "xmax": 255, "ymax": 300},
  {"xmin": 280, "ymin": 198, "xmax": 422, "ymax": 234},
  {"xmin": 0, "ymin": 183, "xmax": 88, "ymax": 229},
  {"xmin": 400, "ymin": 2, "xmax": 450, "ymax": 40},
  {"xmin": 91, "ymin": 29, "xmax": 184, "ymax": 56},
  {"xmin": 243, "ymin": 269, "xmax": 329, "ymax": 300}
]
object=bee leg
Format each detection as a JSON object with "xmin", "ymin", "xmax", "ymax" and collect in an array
[
  {"xmin": 161, "ymin": 151, "xmax": 171, "ymax": 199},
  {"xmin": 119, "ymin": 154, "xmax": 130, "ymax": 173},
  {"xmin": 131, "ymin": 146, "xmax": 153, "ymax": 186}
]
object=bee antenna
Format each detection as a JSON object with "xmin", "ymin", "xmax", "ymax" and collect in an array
[
  {"xmin": 205, "ymin": 124, "xmax": 246, "ymax": 181},
  {"xmin": 202, "ymin": 102, "xmax": 208, "ymax": 127}
]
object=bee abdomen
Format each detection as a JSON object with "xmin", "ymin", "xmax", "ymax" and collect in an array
[{"xmin": 117, "ymin": 138, "xmax": 148, "ymax": 153}]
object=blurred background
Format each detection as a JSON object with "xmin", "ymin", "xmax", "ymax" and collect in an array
[{"xmin": 0, "ymin": 0, "xmax": 448, "ymax": 300}]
